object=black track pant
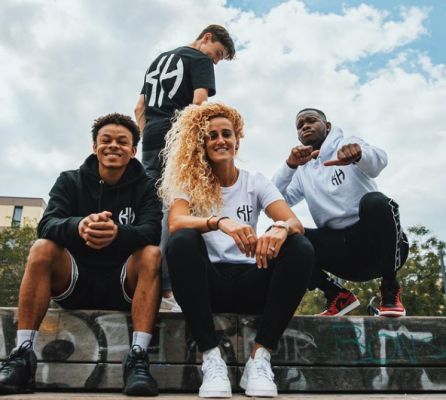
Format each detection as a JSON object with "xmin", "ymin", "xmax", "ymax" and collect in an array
[
  {"xmin": 306, "ymin": 192, "xmax": 409, "ymax": 291},
  {"xmin": 166, "ymin": 229, "xmax": 315, "ymax": 352}
]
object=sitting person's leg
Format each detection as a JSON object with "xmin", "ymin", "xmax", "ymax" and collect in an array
[
  {"xmin": 122, "ymin": 245, "xmax": 161, "ymax": 396},
  {"xmin": 229, "ymin": 235, "xmax": 314, "ymax": 397},
  {"xmin": 166, "ymin": 228, "xmax": 231, "ymax": 398},
  {"xmin": 0, "ymin": 239, "xmax": 72, "ymax": 394}
]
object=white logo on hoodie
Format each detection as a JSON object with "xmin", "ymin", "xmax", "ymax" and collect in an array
[{"xmin": 119, "ymin": 207, "xmax": 135, "ymax": 225}]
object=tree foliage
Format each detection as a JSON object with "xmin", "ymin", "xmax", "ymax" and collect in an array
[
  {"xmin": 297, "ymin": 225, "xmax": 446, "ymax": 316},
  {"xmin": 0, "ymin": 225, "xmax": 37, "ymax": 306},
  {"xmin": 0, "ymin": 225, "xmax": 445, "ymax": 316}
]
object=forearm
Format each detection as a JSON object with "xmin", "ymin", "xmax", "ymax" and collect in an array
[
  {"xmin": 134, "ymin": 95, "xmax": 146, "ymax": 133},
  {"xmin": 38, "ymin": 216, "xmax": 84, "ymax": 247},
  {"xmin": 285, "ymin": 217, "xmax": 304, "ymax": 235},
  {"xmin": 168, "ymin": 214, "xmax": 219, "ymax": 234}
]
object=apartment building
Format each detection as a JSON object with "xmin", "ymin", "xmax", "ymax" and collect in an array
[{"xmin": 0, "ymin": 196, "xmax": 47, "ymax": 228}]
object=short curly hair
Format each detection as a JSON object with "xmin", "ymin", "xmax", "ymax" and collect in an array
[
  {"xmin": 91, "ymin": 113, "xmax": 140, "ymax": 146},
  {"xmin": 159, "ymin": 102, "xmax": 244, "ymax": 216}
]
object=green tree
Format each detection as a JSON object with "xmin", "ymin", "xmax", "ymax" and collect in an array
[
  {"xmin": 0, "ymin": 225, "xmax": 37, "ymax": 306},
  {"xmin": 297, "ymin": 225, "xmax": 446, "ymax": 316}
]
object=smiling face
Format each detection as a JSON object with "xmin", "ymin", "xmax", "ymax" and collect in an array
[
  {"xmin": 93, "ymin": 124, "xmax": 136, "ymax": 177},
  {"xmin": 296, "ymin": 111, "xmax": 331, "ymax": 150},
  {"xmin": 205, "ymin": 117, "xmax": 239, "ymax": 165}
]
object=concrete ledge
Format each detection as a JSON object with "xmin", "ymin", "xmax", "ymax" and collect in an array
[{"xmin": 1, "ymin": 308, "xmax": 446, "ymax": 392}]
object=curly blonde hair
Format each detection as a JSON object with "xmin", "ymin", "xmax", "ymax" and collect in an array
[{"xmin": 159, "ymin": 102, "xmax": 244, "ymax": 217}]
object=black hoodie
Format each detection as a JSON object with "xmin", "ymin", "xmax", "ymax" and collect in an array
[{"xmin": 38, "ymin": 154, "xmax": 162, "ymax": 269}]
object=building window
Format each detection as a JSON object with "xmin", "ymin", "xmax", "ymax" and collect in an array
[{"xmin": 11, "ymin": 206, "xmax": 23, "ymax": 228}]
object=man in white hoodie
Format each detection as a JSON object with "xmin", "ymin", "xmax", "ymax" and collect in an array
[{"xmin": 272, "ymin": 108, "xmax": 409, "ymax": 317}]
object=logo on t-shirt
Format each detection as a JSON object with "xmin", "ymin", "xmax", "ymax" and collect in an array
[
  {"xmin": 237, "ymin": 205, "xmax": 253, "ymax": 222},
  {"xmin": 145, "ymin": 54, "xmax": 184, "ymax": 107},
  {"xmin": 331, "ymin": 169, "xmax": 345, "ymax": 186},
  {"xmin": 119, "ymin": 207, "xmax": 135, "ymax": 225}
]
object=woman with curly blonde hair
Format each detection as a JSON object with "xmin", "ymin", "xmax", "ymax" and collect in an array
[{"xmin": 160, "ymin": 102, "xmax": 315, "ymax": 398}]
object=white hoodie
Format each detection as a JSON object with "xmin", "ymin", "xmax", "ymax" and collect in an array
[{"xmin": 272, "ymin": 127, "xmax": 388, "ymax": 229}]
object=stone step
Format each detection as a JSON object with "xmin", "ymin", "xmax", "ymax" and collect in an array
[{"xmin": 1, "ymin": 308, "xmax": 445, "ymax": 392}]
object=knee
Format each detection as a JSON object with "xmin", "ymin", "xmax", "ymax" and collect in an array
[
  {"xmin": 166, "ymin": 228, "xmax": 202, "ymax": 255},
  {"xmin": 360, "ymin": 192, "xmax": 393, "ymax": 215},
  {"xmin": 283, "ymin": 235, "xmax": 315, "ymax": 268},
  {"xmin": 133, "ymin": 245, "xmax": 161, "ymax": 274},
  {"xmin": 27, "ymin": 239, "xmax": 63, "ymax": 268}
]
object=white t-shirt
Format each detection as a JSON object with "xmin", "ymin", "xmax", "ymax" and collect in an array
[{"xmin": 177, "ymin": 169, "xmax": 284, "ymax": 264}]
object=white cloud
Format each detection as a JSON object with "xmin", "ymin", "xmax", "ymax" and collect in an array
[{"xmin": 0, "ymin": 0, "xmax": 445, "ymax": 239}]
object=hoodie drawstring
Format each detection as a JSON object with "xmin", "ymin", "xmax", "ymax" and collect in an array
[{"xmin": 98, "ymin": 180, "xmax": 104, "ymax": 212}]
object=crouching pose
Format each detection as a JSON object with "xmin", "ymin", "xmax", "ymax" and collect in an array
[
  {"xmin": 0, "ymin": 114, "xmax": 162, "ymax": 396},
  {"xmin": 273, "ymin": 108, "xmax": 409, "ymax": 317},
  {"xmin": 159, "ymin": 103, "xmax": 314, "ymax": 398}
]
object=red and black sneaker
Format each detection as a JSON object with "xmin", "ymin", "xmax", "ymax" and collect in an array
[
  {"xmin": 379, "ymin": 281, "xmax": 406, "ymax": 317},
  {"xmin": 318, "ymin": 290, "xmax": 360, "ymax": 316}
]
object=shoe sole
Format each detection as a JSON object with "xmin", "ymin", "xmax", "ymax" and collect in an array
[
  {"xmin": 245, "ymin": 388, "xmax": 278, "ymax": 397},
  {"xmin": 198, "ymin": 389, "xmax": 232, "ymax": 398},
  {"xmin": 0, "ymin": 384, "xmax": 34, "ymax": 395},
  {"xmin": 379, "ymin": 310, "xmax": 406, "ymax": 317},
  {"xmin": 240, "ymin": 375, "xmax": 277, "ymax": 397},
  {"xmin": 123, "ymin": 383, "xmax": 158, "ymax": 396}
]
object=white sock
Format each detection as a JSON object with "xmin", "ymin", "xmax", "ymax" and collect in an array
[
  {"xmin": 16, "ymin": 330, "xmax": 39, "ymax": 351},
  {"xmin": 132, "ymin": 331, "xmax": 152, "ymax": 351},
  {"xmin": 203, "ymin": 346, "xmax": 221, "ymax": 362}
]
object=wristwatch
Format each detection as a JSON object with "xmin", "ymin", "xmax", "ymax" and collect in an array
[{"xmin": 272, "ymin": 220, "xmax": 290, "ymax": 233}]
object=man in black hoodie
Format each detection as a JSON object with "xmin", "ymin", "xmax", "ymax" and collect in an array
[{"xmin": 0, "ymin": 113, "xmax": 162, "ymax": 396}]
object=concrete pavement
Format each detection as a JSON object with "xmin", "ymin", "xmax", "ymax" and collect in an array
[{"xmin": 1, "ymin": 393, "xmax": 445, "ymax": 399}]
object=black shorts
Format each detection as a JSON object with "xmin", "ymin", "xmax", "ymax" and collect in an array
[{"xmin": 52, "ymin": 253, "xmax": 132, "ymax": 311}]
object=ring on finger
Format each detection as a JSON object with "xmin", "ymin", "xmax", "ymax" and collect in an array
[
  {"xmin": 269, "ymin": 246, "xmax": 275, "ymax": 252},
  {"xmin": 246, "ymin": 234, "xmax": 254, "ymax": 239}
]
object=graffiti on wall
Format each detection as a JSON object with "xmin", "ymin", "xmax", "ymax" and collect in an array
[{"xmin": 1, "ymin": 310, "xmax": 445, "ymax": 391}]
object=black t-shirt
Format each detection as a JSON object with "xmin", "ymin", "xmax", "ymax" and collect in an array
[{"xmin": 140, "ymin": 46, "xmax": 216, "ymax": 151}]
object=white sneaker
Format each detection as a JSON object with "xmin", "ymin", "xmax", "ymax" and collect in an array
[
  {"xmin": 240, "ymin": 347, "xmax": 277, "ymax": 397},
  {"xmin": 159, "ymin": 295, "xmax": 182, "ymax": 312},
  {"xmin": 199, "ymin": 347, "xmax": 232, "ymax": 398}
]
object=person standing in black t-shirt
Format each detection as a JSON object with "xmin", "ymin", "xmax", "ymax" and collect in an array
[
  {"xmin": 134, "ymin": 24, "xmax": 235, "ymax": 309},
  {"xmin": 135, "ymin": 24, "xmax": 235, "ymax": 181}
]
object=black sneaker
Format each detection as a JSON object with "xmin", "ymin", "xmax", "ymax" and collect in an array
[
  {"xmin": 0, "ymin": 341, "xmax": 37, "ymax": 394},
  {"xmin": 122, "ymin": 345, "xmax": 158, "ymax": 396}
]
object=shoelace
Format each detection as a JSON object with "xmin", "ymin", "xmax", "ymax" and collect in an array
[
  {"xmin": 127, "ymin": 347, "xmax": 150, "ymax": 378},
  {"xmin": 203, "ymin": 356, "xmax": 227, "ymax": 380},
  {"xmin": 251, "ymin": 358, "xmax": 274, "ymax": 381},
  {"xmin": 0, "ymin": 340, "xmax": 33, "ymax": 372}
]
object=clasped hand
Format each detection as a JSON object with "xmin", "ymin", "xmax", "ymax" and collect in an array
[
  {"xmin": 78, "ymin": 211, "xmax": 118, "ymax": 250},
  {"xmin": 218, "ymin": 218, "xmax": 287, "ymax": 269}
]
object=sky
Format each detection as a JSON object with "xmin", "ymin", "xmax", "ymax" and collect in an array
[{"xmin": 1, "ymin": 0, "xmax": 445, "ymax": 241}]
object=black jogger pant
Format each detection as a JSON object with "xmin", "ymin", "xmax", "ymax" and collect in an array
[
  {"xmin": 166, "ymin": 228, "xmax": 315, "ymax": 352},
  {"xmin": 306, "ymin": 192, "xmax": 409, "ymax": 290}
]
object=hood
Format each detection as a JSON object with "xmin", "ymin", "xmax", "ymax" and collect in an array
[
  {"xmin": 79, "ymin": 154, "xmax": 147, "ymax": 189},
  {"xmin": 317, "ymin": 126, "xmax": 344, "ymax": 161},
  {"xmin": 79, "ymin": 154, "xmax": 149, "ymax": 214}
]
